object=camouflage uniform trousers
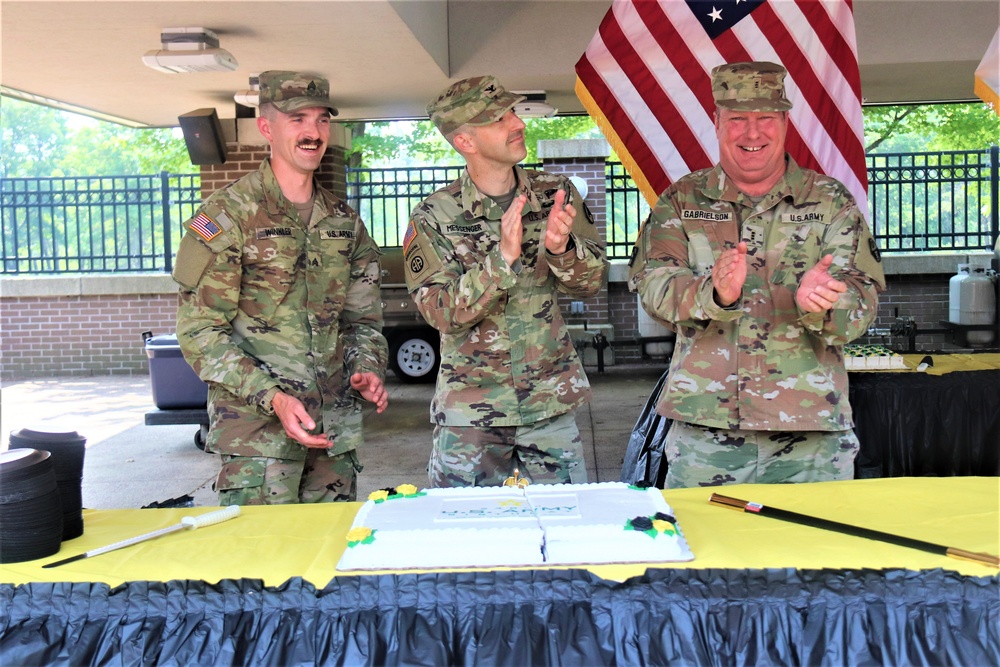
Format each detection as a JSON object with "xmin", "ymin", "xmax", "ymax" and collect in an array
[
  {"xmin": 663, "ymin": 421, "xmax": 859, "ymax": 489},
  {"xmin": 216, "ymin": 449, "xmax": 361, "ymax": 505},
  {"xmin": 429, "ymin": 412, "xmax": 588, "ymax": 487}
]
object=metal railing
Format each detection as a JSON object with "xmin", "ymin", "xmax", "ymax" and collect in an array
[
  {"xmin": 605, "ymin": 161, "xmax": 651, "ymax": 260},
  {"xmin": 345, "ymin": 165, "xmax": 466, "ymax": 248},
  {"xmin": 1, "ymin": 150, "xmax": 996, "ymax": 273},
  {"xmin": 603, "ymin": 146, "xmax": 1000, "ymax": 260},
  {"xmin": 868, "ymin": 146, "xmax": 998, "ymax": 252},
  {"xmin": 344, "ymin": 163, "xmax": 542, "ymax": 248},
  {"xmin": 1, "ymin": 172, "xmax": 200, "ymax": 274}
]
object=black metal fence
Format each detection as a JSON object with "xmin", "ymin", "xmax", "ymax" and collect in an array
[
  {"xmin": 1, "ymin": 172, "xmax": 200, "ymax": 274},
  {"xmin": 1, "ymin": 148, "xmax": 996, "ymax": 273},
  {"xmin": 868, "ymin": 146, "xmax": 999, "ymax": 252}
]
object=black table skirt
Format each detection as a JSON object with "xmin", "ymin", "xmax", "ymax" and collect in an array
[
  {"xmin": 622, "ymin": 368, "xmax": 1000, "ymax": 485},
  {"xmin": 2, "ymin": 568, "xmax": 997, "ymax": 666},
  {"xmin": 850, "ymin": 369, "xmax": 1000, "ymax": 478}
]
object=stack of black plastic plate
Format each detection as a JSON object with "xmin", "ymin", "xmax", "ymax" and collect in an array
[
  {"xmin": 0, "ymin": 448, "xmax": 64, "ymax": 564},
  {"xmin": 9, "ymin": 428, "xmax": 87, "ymax": 540}
]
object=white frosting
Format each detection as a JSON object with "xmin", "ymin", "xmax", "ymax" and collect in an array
[{"xmin": 337, "ymin": 482, "xmax": 694, "ymax": 571}]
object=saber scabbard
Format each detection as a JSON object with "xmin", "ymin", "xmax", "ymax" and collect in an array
[{"xmin": 709, "ymin": 493, "xmax": 999, "ymax": 568}]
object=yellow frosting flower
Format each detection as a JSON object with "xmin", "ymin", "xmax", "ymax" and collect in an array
[
  {"xmin": 652, "ymin": 519, "xmax": 675, "ymax": 534},
  {"xmin": 396, "ymin": 483, "xmax": 418, "ymax": 496},
  {"xmin": 346, "ymin": 527, "xmax": 373, "ymax": 543},
  {"xmin": 368, "ymin": 489, "xmax": 389, "ymax": 502}
]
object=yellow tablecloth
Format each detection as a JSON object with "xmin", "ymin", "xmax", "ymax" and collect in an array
[
  {"xmin": 897, "ymin": 352, "xmax": 1000, "ymax": 374},
  {"xmin": 2, "ymin": 477, "xmax": 996, "ymax": 587}
]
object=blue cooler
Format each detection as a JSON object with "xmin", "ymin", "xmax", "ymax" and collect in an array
[{"xmin": 143, "ymin": 333, "xmax": 208, "ymax": 409}]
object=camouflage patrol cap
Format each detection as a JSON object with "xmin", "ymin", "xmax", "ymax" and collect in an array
[
  {"xmin": 711, "ymin": 61, "xmax": 792, "ymax": 112},
  {"xmin": 427, "ymin": 75, "xmax": 526, "ymax": 136},
  {"xmin": 258, "ymin": 70, "xmax": 339, "ymax": 116}
]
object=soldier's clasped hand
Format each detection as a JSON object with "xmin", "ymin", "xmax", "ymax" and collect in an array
[{"xmin": 271, "ymin": 391, "xmax": 332, "ymax": 449}]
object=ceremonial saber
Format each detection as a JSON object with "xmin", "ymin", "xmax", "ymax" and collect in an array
[
  {"xmin": 43, "ymin": 505, "xmax": 241, "ymax": 568},
  {"xmin": 709, "ymin": 494, "xmax": 999, "ymax": 568}
]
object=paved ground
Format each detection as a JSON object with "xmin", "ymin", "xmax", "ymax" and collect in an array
[{"xmin": 1, "ymin": 363, "xmax": 668, "ymax": 509}]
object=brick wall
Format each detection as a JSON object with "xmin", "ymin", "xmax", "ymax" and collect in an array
[{"xmin": 1, "ymin": 292, "xmax": 177, "ymax": 380}]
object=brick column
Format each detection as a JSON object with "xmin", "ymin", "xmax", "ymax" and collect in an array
[{"xmin": 537, "ymin": 139, "xmax": 615, "ymax": 365}]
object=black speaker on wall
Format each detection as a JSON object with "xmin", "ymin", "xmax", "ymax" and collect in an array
[{"xmin": 178, "ymin": 108, "xmax": 228, "ymax": 165}]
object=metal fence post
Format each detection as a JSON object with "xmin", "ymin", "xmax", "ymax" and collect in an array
[
  {"xmin": 991, "ymin": 145, "xmax": 999, "ymax": 244},
  {"xmin": 160, "ymin": 171, "xmax": 172, "ymax": 273}
]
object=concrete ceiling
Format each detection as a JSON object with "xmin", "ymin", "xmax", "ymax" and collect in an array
[{"xmin": 1, "ymin": 0, "xmax": 997, "ymax": 128}]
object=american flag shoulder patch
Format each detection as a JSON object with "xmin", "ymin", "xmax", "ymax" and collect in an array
[
  {"xmin": 190, "ymin": 212, "xmax": 223, "ymax": 242},
  {"xmin": 402, "ymin": 220, "xmax": 417, "ymax": 255}
]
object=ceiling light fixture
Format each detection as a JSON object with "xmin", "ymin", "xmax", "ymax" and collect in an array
[
  {"xmin": 142, "ymin": 27, "xmax": 238, "ymax": 74},
  {"xmin": 512, "ymin": 90, "xmax": 557, "ymax": 118},
  {"xmin": 233, "ymin": 75, "xmax": 260, "ymax": 107}
]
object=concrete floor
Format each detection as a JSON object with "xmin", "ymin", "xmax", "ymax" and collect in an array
[{"xmin": 0, "ymin": 363, "xmax": 667, "ymax": 509}]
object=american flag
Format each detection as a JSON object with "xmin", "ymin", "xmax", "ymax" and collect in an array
[
  {"xmin": 190, "ymin": 212, "xmax": 222, "ymax": 242},
  {"xmin": 575, "ymin": 0, "xmax": 868, "ymax": 217},
  {"xmin": 402, "ymin": 220, "xmax": 417, "ymax": 255}
]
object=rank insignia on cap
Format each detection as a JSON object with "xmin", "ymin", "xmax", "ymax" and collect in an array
[{"xmin": 190, "ymin": 212, "xmax": 222, "ymax": 242}]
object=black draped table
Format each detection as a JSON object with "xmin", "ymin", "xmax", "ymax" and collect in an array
[
  {"xmin": 849, "ymin": 353, "xmax": 1000, "ymax": 478},
  {"xmin": 622, "ymin": 353, "xmax": 1000, "ymax": 487},
  {"xmin": 1, "ymin": 478, "xmax": 997, "ymax": 665}
]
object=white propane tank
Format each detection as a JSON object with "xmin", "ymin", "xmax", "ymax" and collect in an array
[
  {"xmin": 636, "ymin": 295, "xmax": 675, "ymax": 357},
  {"xmin": 948, "ymin": 264, "xmax": 969, "ymax": 323},
  {"xmin": 958, "ymin": 266, "xmax": 997, "ymax": 346}
]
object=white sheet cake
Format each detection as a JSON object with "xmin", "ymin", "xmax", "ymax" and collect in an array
[{"xmin": 336, "ymin": 482, "xmax": 694, "ymax": 571}]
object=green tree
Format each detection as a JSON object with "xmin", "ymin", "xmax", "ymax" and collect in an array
[
  {"xmin": 60, "ymin": 123, "xmax": 193, "ymax": 175},
  {"xmin": 348, "ymin": 115, "xmax": 603, "ymax": 167},
  {"xmin": 863, "ymin": 102, "xmax": 999, "ymax": 153},
  {"xmin": 1, "ymin": 96, "xmax": 193, "ymax": 177},
  {"xmin": 0, "ymin": 97, "xmax": 70, "ymax": 177}
]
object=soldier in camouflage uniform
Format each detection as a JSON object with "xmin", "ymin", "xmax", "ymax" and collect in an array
[
  {"xmin": 628, "ymin": 62, "xmax": 885, "ymax": 488},
  {"xmin": 404, "ymin": 75, "xmax": 609, "ymax": 487},
  {"xmin": 173, "ymin": 71, "xmax": 388, "ymax": 505}
]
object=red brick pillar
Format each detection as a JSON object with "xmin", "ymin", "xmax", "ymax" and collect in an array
[{"xmin": 538, "ymin": 139, "xmax": 615, "ymax": 365}]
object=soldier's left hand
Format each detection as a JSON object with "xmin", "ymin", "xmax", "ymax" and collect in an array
[
  {"xmin": 796, "ymin": 254, "xmax": 848, "ymax": 313},
  {"xmin": 351, "ymin": 372, "xmax": 388, "ymax": 413},
  {"xmin": 544, "ymin": 189, "xmax": 576, "ymax": 255}
]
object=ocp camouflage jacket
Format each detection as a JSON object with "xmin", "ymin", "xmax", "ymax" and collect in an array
[
  {"xmin": 404, "ymin": 166, "xmax": 609, "ymax": 427},
  {"xmin": 172, "ymin": 159, "xmax": 387, "ymax": 459},
  {"xmin": 629, "ymin": 156, "xmax": 884, "ymax": 431}
]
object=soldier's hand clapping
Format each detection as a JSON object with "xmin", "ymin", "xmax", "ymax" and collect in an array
[
  {"xmin": 712, "ymin": 242, "xmax": 748, "ymax": 307},
  {"xmin": 544, "ymin": 189, "xmax": 576, "ymax": 255},
  {"xmin": 500, "ymin": 194, "xmax": 527, "ymax": 267},
  {"xmin": 796, "ymin": 254, "xmax": 847, "ymax": 313}
]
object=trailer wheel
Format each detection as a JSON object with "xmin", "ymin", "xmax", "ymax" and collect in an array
[
  {"xmin": 389, "ymin": 330, "xmax": 439, "ymax": 384},
  {"xmin": 194, "ymin": 425, "xmax": 208, "ymax": 451}
]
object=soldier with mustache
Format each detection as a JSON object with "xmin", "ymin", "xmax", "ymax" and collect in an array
[{"xmin": 173, "ymin": 71, "xmax": 388, "ymax": 505}]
